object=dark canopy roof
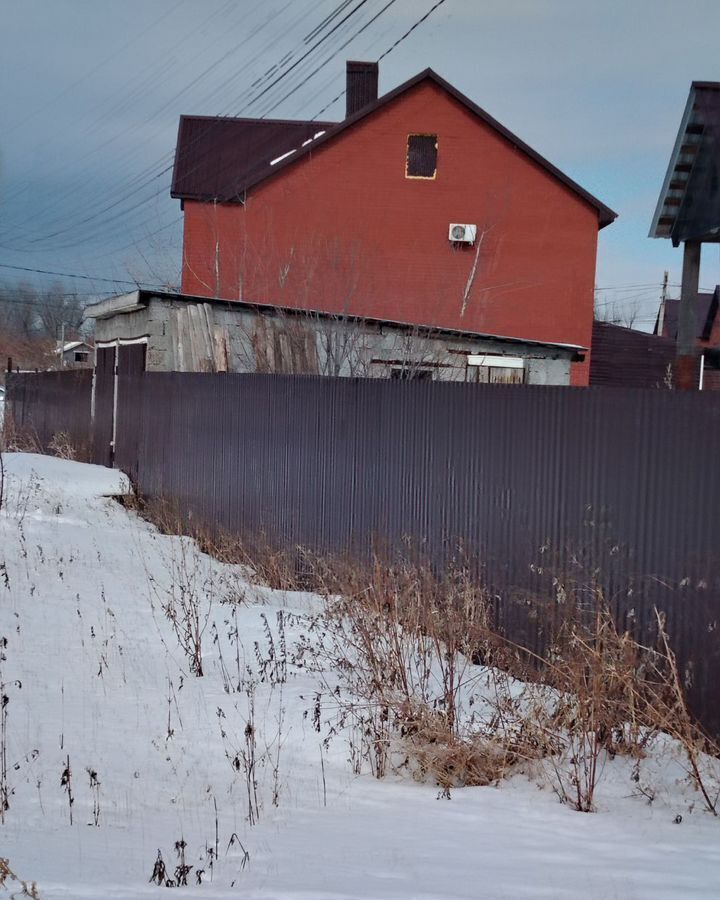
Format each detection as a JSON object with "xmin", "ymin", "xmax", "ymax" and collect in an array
[
  {"xmin": 171, "ymin": 68, "xmax": 616, "ymax": 228},
  {"xmin": 650, "ymin": 82, "xmax": 720, "ymax": 244}
]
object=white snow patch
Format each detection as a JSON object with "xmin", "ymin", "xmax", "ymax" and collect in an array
[
  {"xmin": 0, "ymin": 452, "xmax": 718, "ymax": 898},
  {"xmin": 269, "ymin": 148, "xmax": 296, "ymax": 166}
]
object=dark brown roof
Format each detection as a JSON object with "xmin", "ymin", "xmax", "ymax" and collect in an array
[
  {"xmin": 170, "ymin": 116, "xmax": 337, "ymax": 202},
  {"xmin": 171, "ymin": 68, "xmax": 616, "ymax": 228},
  {"xmin": 590, "ymin": 321, "xmax": 676, "ymax": 388},
  {"xmin": 657, "ymin": 288, "xmax": 719, "ymax": 341}
]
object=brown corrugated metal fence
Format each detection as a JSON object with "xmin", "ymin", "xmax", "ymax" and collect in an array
[
  {"xmin": 6, "ymin": 369, "xmax": 720, "ymax": 734},
  {"xmin": 5, "ymin": 370, "xmax": 93, "ymax": 458},
  {"xmin": 116, "ymin": 374, "xmax": 720, "ymax": 733}
]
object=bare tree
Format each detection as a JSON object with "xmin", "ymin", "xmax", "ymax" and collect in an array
[
  {"xmin": 0, "ymin": 281, "xmax": 38, "ymax": 339},
  {"xmin": 36, "ymin": 281, "xmax": 84, "ymax": 341}
]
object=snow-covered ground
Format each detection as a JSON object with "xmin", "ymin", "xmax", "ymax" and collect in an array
[{"xmin": 0, "ymin": 452, "xmax": 718, "ymax": 899}]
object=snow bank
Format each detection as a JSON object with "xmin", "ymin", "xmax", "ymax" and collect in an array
[{"xmin": 0, "ymin": 452, "xmax": 717, "ymax": 898}]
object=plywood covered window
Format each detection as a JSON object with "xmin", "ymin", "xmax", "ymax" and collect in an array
[{"xmin": 406, "ymin": 134, "xmax": 437, "ymax": 179}]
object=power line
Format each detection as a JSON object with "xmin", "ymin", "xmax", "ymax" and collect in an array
[
  {"xmin": 2, "ymin": 0, "xmax": 450, "ymax": 272},
  {"xmin": 3, "ymin": 0, "xmax": 191, "ymax": 137},
  {"xmin": 2, "ymin": 0, "xmax": 366, "ymax": 249},
  {"xmin": 260, "ymin": 0, "xmax": 401, "ymax": 117},
  {"xmin": 0, "ymin": 262, "xmax": 166, "ymax": 288},
  {"xmin": 312, "ymin": 0, "xmax": 449, "ymax": 119},
  {"xmin": 0, "ymin": 0, "xmax": 321, "ymax": 242}
]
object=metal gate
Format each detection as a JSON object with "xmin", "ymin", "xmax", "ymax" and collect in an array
[{"xmin": 93, "ymin": 341, "xmax": 147, "ymax": 467}]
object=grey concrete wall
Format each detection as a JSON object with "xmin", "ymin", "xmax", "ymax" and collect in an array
[{"xmin": 92, "ymin": 298, "xmax": 575, "ymax": 386}]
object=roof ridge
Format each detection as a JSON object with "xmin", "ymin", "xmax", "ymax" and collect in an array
[{"xmin": 172, "ymin": 67, "xmax": 616, "ymax": 228}]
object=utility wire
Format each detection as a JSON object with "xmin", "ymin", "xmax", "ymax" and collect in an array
[
  {"xmin": 0, "ymin": 263, "xmax": 166, "ymax": 288},
  {"xmin": 2, "ymin": 0, "xmax": 366, "ymax": 248},
  {"xmin": 3, "ymin": 0, "xmax": 450, "ymax": 274},
  {"xmin": 312, "ymin": 0, "xmax": 448, "ymax": 119}
]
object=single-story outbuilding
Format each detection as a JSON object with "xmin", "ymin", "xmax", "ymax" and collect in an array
[
  {"xmin": 83, "ymin": 290, "xmax": 584, "ymax": 386},
  {"xmin": 58, "ymin": 340, "xmax": 95, "ymax": 366}
]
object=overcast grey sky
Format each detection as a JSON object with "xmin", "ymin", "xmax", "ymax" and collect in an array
[{"xmin": 1, "ymin": 0, "xmax": 719, "ymax": 328}]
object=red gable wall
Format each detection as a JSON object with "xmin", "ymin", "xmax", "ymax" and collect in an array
[{"xmin": 180, "ymin": 81, "xmax": 601, "ymax": 384}]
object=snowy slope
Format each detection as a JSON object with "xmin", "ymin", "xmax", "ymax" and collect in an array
[{"xmin": 0, "ymin": 453, "xmax": 718, "ymax": 899}]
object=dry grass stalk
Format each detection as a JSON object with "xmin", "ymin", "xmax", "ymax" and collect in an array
[
  {"xmin": 0, "ymin": 858, "xmax": 41, "ymax": 898},
  {"xmin": 295, "ymin": 555, "xmax": 534, "ymax": 786},
  {"xmin": 647, "ymin": 610, "xmax": 719, "ymax": 815},
  {"xmin": 297, "ymin": 558, "xmax": 719, "ymax": 810},
  {"xmin": 47, "ymin": 431, "xmax": 78, "ymax": 461},
  {"xmin": 123, "ymin": 492, "xmax": 720, "ymax": 812},
  {"xmin": 0, "ymin": 415, "xmax": 42, "ymax": 455}
]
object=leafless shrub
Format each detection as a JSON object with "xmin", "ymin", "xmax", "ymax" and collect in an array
[
  {"xmin": 47, "ymin": 431, "xmax": 77, "ymax": 461},
  {"xmin": 294, "ymin": 555, "xmax": 534, "ymax": 785},
  {"xmin": 198, "ymin": 531, "xmax": 298, "ymax": 592},
  {"xmin": 292, "ymin": 554, "xmax": 719, "ymax": 811},
  {"xmin": 534, "ymin": 595, "xmax": 654, "ymax": 811},
  {"xmin": 217, "ymin": 679, "xmax": 261, "ymax": 825},
  {"xmin": 647, "ymin": 610, "xmax": 719, "ymax": 814},
  {"xmin": 0, "ymin": 415, "xmax": 41, "ymax": 455},
  {"xmin": 0, "ymin": 858, "xmax": 41, "ymax": 898},
  {"xmin": 502, "ymin": 588, "xmax": 720, "ymax": 814},
  {"xmin": 149, "ymin": 540, "xmax": 216, "ymax": 677},
  {"xmin": 127, "ymin": 492, "xmax": 720, "ymax": 814}
]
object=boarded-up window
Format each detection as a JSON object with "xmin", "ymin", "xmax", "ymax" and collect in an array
[{"xmin": 406, "ymin": 134, "xmax": 437, "ymax": 179}]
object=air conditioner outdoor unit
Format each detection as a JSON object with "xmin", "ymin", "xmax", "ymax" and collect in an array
[{"xmin": 449, "ymin": 223, "xmax": 477, "ymax": 244}]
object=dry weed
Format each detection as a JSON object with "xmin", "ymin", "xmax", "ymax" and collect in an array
[
  {"xmin": 0, "ymin": 858, "xmax": 41, "ymax": 898},
  {"xmin": 47, "ymin": 431, "xmax": 78, "ymax": 461}
]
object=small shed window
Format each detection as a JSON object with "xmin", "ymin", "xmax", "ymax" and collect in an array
[
  {"xmin": 391, "ymin": 367, "xmax": 433, "ymax": 381},
  {"xmin": 74, "ymin": 351, "xmax": 89, "ymax": 363},
  {"xmin": 406, "ymin": 134, "xmax": 437, "ymax": 179},
  {"xmin": 467, "ymin": 355, "xmax": 526, "ymax": 385}
]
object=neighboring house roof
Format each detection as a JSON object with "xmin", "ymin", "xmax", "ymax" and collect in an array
[
  {"xmin": 84, "ymin": 289, "xmax": 586, "ymax": 358},
  {"xmin": 171, "ymin": 68, "xmax": 616, "ymax": 228},
  {"xmin": 655, "ymin": 288, "xmax": 719, "ymax": 341},
  {"xmin": 650, "ymin": 81, "xmax": 720, "ymax": 244},
  {"xmin": 61, "ymin": 341, "xmax": 93, "ymax": 353},
  {"xmin": 590, "ymin": 321, "xmax": 676, "ymax": 388}
]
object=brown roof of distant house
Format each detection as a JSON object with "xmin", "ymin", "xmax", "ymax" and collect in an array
[
  {"xmin": 171, "ymin": 68, "xmax": 617, "ymax": 228},
  {"xmin": 170, "ymin": 117, "xmax": 337, "ymax": 202},
  {"xmin": 590, "ymin": 321, "xmax": 677, "ymax": 388},
  {"xmin": 657, "ymin": 288, "xmax": 719, "ymax": 341}
]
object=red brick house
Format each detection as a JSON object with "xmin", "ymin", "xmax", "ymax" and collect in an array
[{"xmin": 172, "ymin": 63, "xmax": 615, "ymax": 385}]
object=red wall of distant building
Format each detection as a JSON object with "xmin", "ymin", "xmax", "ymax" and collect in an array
[{"xmin": 181, "ymin": 81, "xmax": 602, "ymax": 384}]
